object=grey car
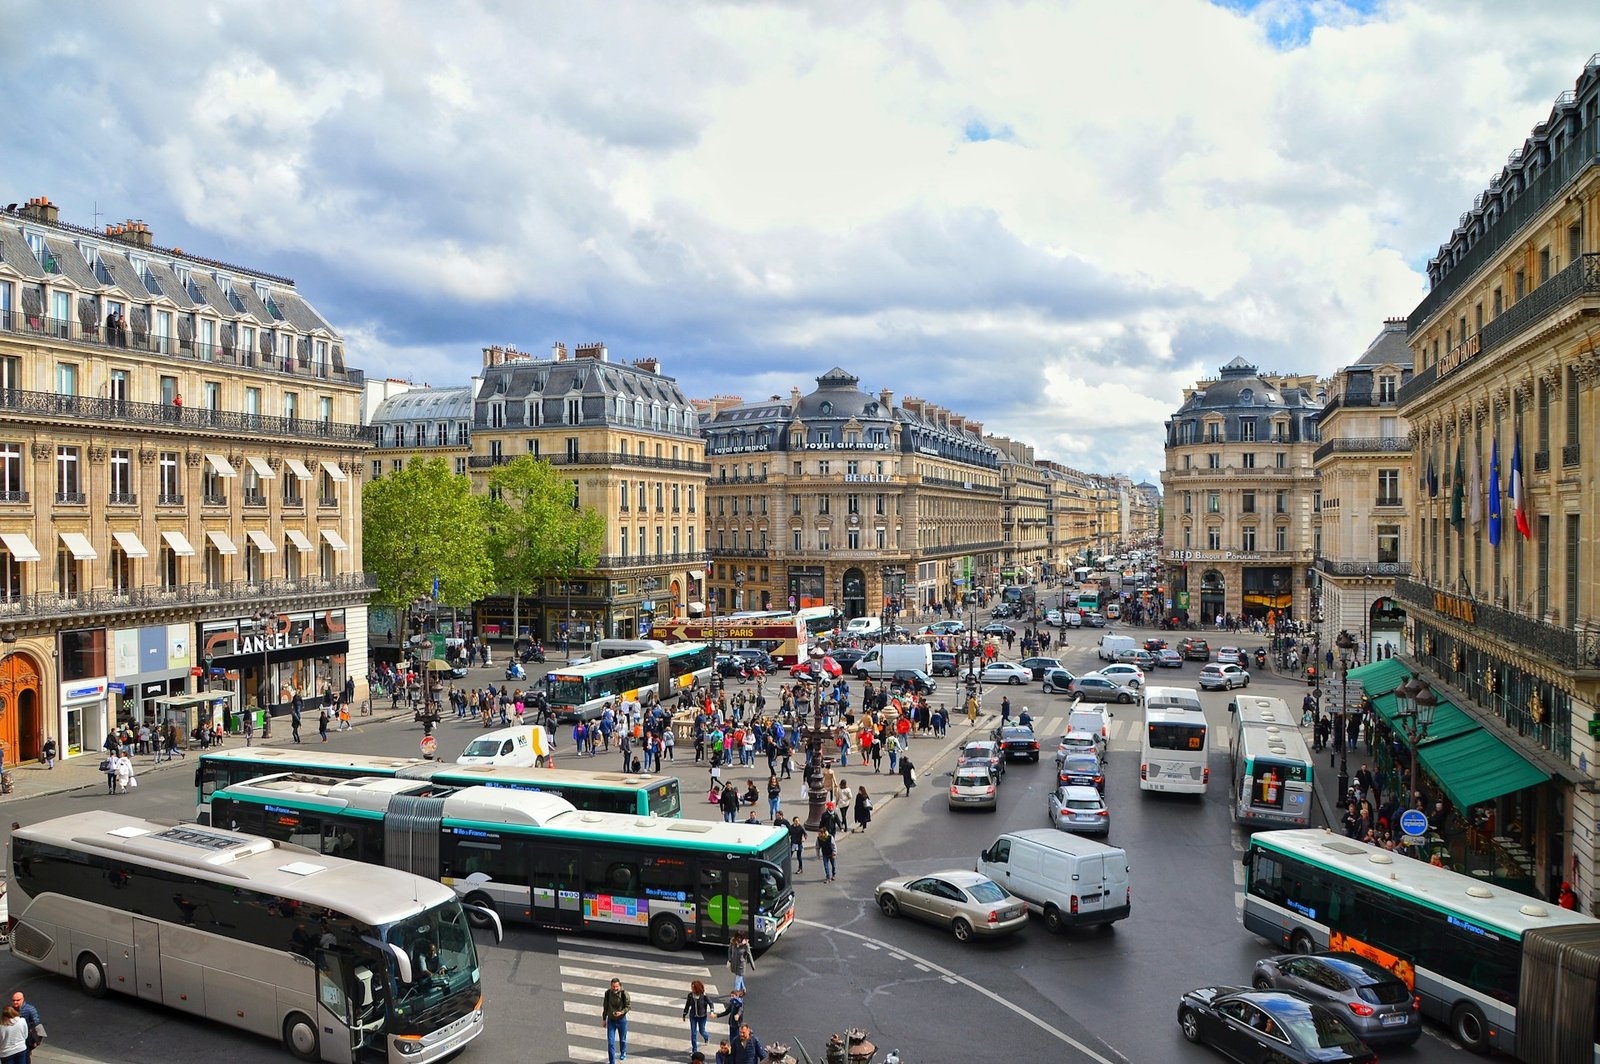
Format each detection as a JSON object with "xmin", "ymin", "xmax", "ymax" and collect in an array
[
  {"xmin": 1048, "ymin": 784, "xmax": 1110, "ymax": 835},
  {"xmin": 1066, "ymin": 674, "xmax": 1137, "ymax": 704},
  {"xmin": 948, "ymin": 766, "xmax": 999, "ymax": 811},
  {"xmin": 875, "ymin": 870, "xmax": 1028, "ymax": 942},
  {"xmin": 1251, "ymin": 952, "xmax": 1420, "ymax": 1047}
]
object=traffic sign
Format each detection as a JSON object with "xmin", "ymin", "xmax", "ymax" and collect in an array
[{"xmin": 1399, "ymin": 809, "xmax": 1429, "ymax": 837}]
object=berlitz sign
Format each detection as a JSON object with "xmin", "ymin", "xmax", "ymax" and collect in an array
[{"xmin": 843, "ymin": 474, "xmax": 893, "ymax": 483}]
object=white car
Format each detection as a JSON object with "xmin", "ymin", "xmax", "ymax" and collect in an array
[
  {"xmin": 980, "ymin": 661, "xmax": 1032, "ymax": 686},
  {"xmin": 1095, "ymin": 663, "xmax": 1146, "ymax": 689},
  {"xmin": 1198, "ymin": 662, "xmax": 1251, "ymax": 690},
  {"xmin": 1044, "ymin": 608, "xmax": 1063, "ymax": 626},
  {"xmin": 1059, "ymin": 612, "xmax": 1083, "ymax": 629}
]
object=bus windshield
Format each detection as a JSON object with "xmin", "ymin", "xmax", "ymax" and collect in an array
[
  {"xmin": 1147, "ymin": 721, "xmax": 1206, "ymax": 751},
  {"xmin": 380, "ymin": 900, "xmax": 480, "ymax": 1035},
  {"xmin": 649, "ymin": 782, "xmax": 682, "ymax": 818}
]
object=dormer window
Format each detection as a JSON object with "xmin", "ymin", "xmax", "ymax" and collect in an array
[
  {"xmin": 1238, "ymin": 388, "xmax": 1253, "ymax": 405},
  {"xmin": 819, "ymin": 401, "xmax": 833, "ymax": 416}
]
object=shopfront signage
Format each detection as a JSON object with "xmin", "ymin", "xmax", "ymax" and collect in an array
[
  {"xmin": 238, "ymin": 629, "xmax": 294, "ymax": 655},
  {"xmin": 1436, "ymin": 334, "xmax": 1481, "ymax": 380},
  {"xmin": 1431, "ymin": 592, "xmax": 1475, "ymax": 623},
  {"xmin": 842, "ymin": 474, "xmax": 893, "ymax": 483},
  {"xmin": 1170, "ymin": 550, "xmax": 1264, "ymax": 562},
  {"xmin": 66, "ymin": 682, "xmax": 105, "ymax": 700},
  {"xmin": 107, "ymin": 682, "xmax": 126, "ymax": 694}
]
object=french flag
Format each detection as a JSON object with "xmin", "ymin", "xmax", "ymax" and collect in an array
[{"xmin": 1510, "ymin": 434, "xmax": 1531, "ymax": 540}]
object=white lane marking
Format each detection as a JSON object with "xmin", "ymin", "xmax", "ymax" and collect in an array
[
  {"xmin": 562, "ymin": 1000, "xmax": 694, "ymax": 1033},
  {"xmin": 941, "ymin": 975, "xmax": 958, "ymax": 984},
  {"xmin": 558, "ymin": 948, "xmax": 712, "ymax": 977},
  {"xmin": 913, "ymin": 963, "xmax": 929, "ymax": 972},
  {"xmin": 561, "ymin": 963, "xmax": 698, "ymax": 992},
  {"xmin": 795, "ymin": 918, "xmax": 1128, "ymax": 1064},
  {"xmin": 564, "ymin": 1021, "xmax": 691, "ymax": 1054},
  {"xmin": 556, "ymin": 934, "xmax": 677, "ymax": 958},
  {"xmin": 566, "ymin": 1048, "xmax": 678, "ymax": 1064}
]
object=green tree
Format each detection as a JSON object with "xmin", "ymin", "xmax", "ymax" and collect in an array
[
  {"xmin": 484, "ymin": 455, "xmax": 607, "ymax": 644},
  {"xmin": 362, "ymin": 457, "xmax": 495, "ymax": 642}
]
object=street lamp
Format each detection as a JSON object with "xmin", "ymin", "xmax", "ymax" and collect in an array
[
  {"xmin": 1394, "ymin": 676, "xmax": 1437, "ymax": 812},
  {"xmin": 1334, "ymin": 629, "xmax": 1356, "ymax": 801},
  {"xmin": 802, "ymin": 673, "xmax": 830, "ymax": 831},
  {"xmin": 252, "ymin": 608, "xmax": 274, "ymax": 739}
]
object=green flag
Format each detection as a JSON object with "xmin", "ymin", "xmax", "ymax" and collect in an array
[{"xmin": 1450, "ymin": 438, "xmax": 1465, "ymax": 530}]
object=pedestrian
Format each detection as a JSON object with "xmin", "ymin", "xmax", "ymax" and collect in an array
[
  {"xmin": 817, "ymin": 825, "xmax": 838, "ymax": 882},
  {"xmin": 728, "ymin": 1023, "xmax": 766, "ymax": 1064},
  {"xmin": 766, "ymin": 774, "xmax": 782, "ymax": 821},
  {"xmin": 854, "ymin": 786, "xmax": 873, "ymax": 833},
  {"xmin": 899, "ymin": 753, "xmax": 916, "ymax": 797},
  {"xmin": 9, "ymin": 992, "xmax": 39, "ymax": 1062},
  {"xmin": 727, "ymin": 931, "xmax": 755, "ymax": 992},
  {"xmin": 318, "ymin": 706, "xmax": 330, "ymax": 743},
  {"xmin": 0, "ymin": 1006, "xmax": 25, "ymax": 1064},
  {"xmin": 682, "ymin": 979, "xmax": 713, "ymax": 1055},
  {"xmin": 717, "ymin": 989, "xmax": 745, "ymax": 1042},
  {"xmin": 40, "ymin": 737, "xmax": 55, "ymax": 770},
  {"xmin": 102, "ymin": 749, "xmax": 117, "ymax": 793},
  {"xmin": 243, "ymin": 710, "xmax": 255, "ymax": 747},
  {"xmin": 837, "ymin": 782, "xmax": 853, "ymax": 830},
  {"xmin": 719, "ymin": 782, "xmax": 741, "ymax": 824},
  {"xmin": 1560, "ymin": 882, "xmax": 1579, "ymax": 910},
  {"xmin": 787, "ymin": 814, "xmax": 806, "ymax": 872},
  {"xmin": 600, "ymin": 976, "xmax": 630, "ymax": 1064}
]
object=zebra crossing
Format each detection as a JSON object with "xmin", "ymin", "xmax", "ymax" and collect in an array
[
  {"xmin": 1023, "ymin": 714, "xmax": 1140, "ymax": 748},
  {"xmin": 556, "ymin": 935, "xmax": 724, "ymax": 1063}
]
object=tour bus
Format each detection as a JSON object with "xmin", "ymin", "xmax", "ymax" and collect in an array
[
  {"xmin": 1227, "ymin": 695, "xmax": 1314, "ymax": 827},
  {"xmin": 1139, "ymin": 686, "xmax": 1208, "ymax": 795},
  {"xmin": 650, "ymin": 615, "xmax": 806, "ymax": 665},
  {"xmin": 210, "ymin": 774, "xmax": 796, "ymax": 952},
  {"xmin": 1244, "ymin": 828, "xmax": 1600, "ymax": 1059},
  {"xmin": 591, "ymin": 638, "xmax": 667, "ymax": 660},
  {"xmin": 196, "ymin": 747, "xmax": 682, "ymax": 822},
  {"xmin": 10, "ymin": 811, "xmax": 498, "ymax": 1063},
  {"xmin": 544, "ymin": 641, "xmax": 715, "ymax": 722}
]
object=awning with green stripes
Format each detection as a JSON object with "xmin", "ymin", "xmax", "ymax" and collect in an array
[{"xmin": 1418, "ymin": 726, "xmax": 1549, "ymax": 810}]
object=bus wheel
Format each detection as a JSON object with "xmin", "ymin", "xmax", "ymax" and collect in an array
[
  {"xmin": 1289, "ymin": 930, "xmax": 1315, "ymax": 955},
  {"xmin": 1451, "ymin": 1002, "xmax": 1490, "ymax": 1054},
  {"xmin": 649, "ymin": 914, "xmax": 687, "ymax": 952},
  {"xmin": 75, "ymin": 953, "xmax": 107, "ymax": 998},
  {"xmin": 463, "ymin": 893, "xmax": 496, "ymax": 929},
  {"xmin": 283, "ymin": 1012, "xmax": 320, "ymax": 1062}
]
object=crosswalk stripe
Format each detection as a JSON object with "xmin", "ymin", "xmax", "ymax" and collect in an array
[
  {"xmin": 563, "ymin": 1000, "xmax": 692, "ymax": 1032},
  {"xmin": 566, "ymin": 1020, "xmax": 699, "ymax": 1054},
  {"xmin": 561, "ymin": 981, "xmax": 720, "ymax": 1007},
  {"xmin": 566, "ymin": 1044, "xmax": 681, "ymax": 1064},
  {"xmin": 562, "ymin": 964, "xmax": 700, "ymax": 992},
  {"xmin": 558, "ymin": 948, "xmax": 713, "ymax": 977},
  {"xmin": 557, "ymin": 934, "xmax": 678, "ymax": 958}
]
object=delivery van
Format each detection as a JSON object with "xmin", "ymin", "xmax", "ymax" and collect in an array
[
  {"xmin": 977, "ymin": 828, "xmax": 1130, "ymax": 932},
  {"xmin": 456, "ymin": 725, "xmax": 550, "ymax": 768},
  {"xmin": 1097, "ymin": 634, "xmax": 1136, "ymax": 661},
  {"xmin": 853, "ymin": 642, "xmax": 934, "ymax": 678}
]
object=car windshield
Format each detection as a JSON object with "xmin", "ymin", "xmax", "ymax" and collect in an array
[
  {"xmin": 1065, "ymin": 799, "xmax": 1102, "ymax": 811},
  {"xmin": 967, "ymin": 881, "xmax": 1008, "ymax": 903},
  {"xmin": 954, "ymin": 772, "xmax": 991, "ymax": 786},
  {"xmin": 964, "ymin": 744, "xmax": 995, "ymax": 755},
  {"xmin": 1280, "ymin": 1005, "xmax": 1365, "ymax": 1049},
  {"xmin": 1064, "ymin": 756, "xmax": 1098, "ymax": 771},
  {"xmin": 462, "ymin": 738, "xmax": 506, "ymax": 757}
]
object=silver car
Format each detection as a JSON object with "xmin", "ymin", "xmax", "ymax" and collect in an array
[
  {"xmin": 1198, "ymin": 662, "xmax": 1250, "ymax": 690},
  {"xmin": 948, "ymin": 767, "xmax": 999, "ymax": 811},
  {"xmin": 1048, "ymin": 784, "xmax": 1110, "ymax": 834},
  {"xmin": 875, "ymin": 870, "xmax": 1028, "ymax": 942},
  {"xmin": 1067, "ymin": 674, "xmax": 1137, "ymax": 704},
  {"xmin": 1251, "ymin": 952, "xmax": 1421, "ymax": 1047},
  {"xmin": 1054, "ymin": 730, "xmax": 1100, "ymax": 765}
]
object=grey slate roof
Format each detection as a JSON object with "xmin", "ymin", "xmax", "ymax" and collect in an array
[
  {"xmin": 43, "ymin": 238, "xmax": 100, "ymax": 290},
  {"xmin": 98, "ymin": 250, "xmax": 154, "ymax": 302},
  {"xmin": 1353, "ymin": 320, "xmax": 1411, "ymax": 367},
  {"xmin": 230, "ymin": 282, "xmax": 276, "ymax": 323},
  {"xmin": 272, "ymin": 290, "xmax": 332, "ymax": 333},
  {"xmin": 189, "ymin": 271, "xmax": 235, "ymax": 316},
  {"xmin": 371, "ymin": 386, "xmax": 475, "ymax": 424},
  {"xmin": 0, "ymin": 224, "xmax": 44, "ymax": 280},
  {"xmin": 144, "ymin": 261, "xmax": 196, "ymax": 308}
]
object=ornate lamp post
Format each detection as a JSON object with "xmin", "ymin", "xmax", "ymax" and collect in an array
[
  {"xmin": 802, "ymin": 673, "xmax": 831, "ymax": 831},
  {"xmin": 252, "ymin": 608, "xmax": 275, "ymax": 739},
  {"xmin": 1394, "ymin": 675, "xmax": 1437, "ymax": 811},
  {"xmin": 1334, "ymin": 629, "xmax": 1356, "ymax": 800}
]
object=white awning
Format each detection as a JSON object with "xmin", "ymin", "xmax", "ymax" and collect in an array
[
  {"xmin": 320, "ymin": 460, "xmax": 348, "ymax": 483},
  {"xmin": 0, "ymin": 532, "xmax": 40, "ymax": 563},
  {"xmin": 110, "ymin": 530, "xmax": 149, "ymax": 558},
  {"xmin": 245, "ymin": 456, "xmax": 276, "ymax": 480},
  {"xmin": 283, "ymin": 458, "xmax": 313, "ymax": 481},
  {"xmin": 285, "ymin": 529, "xmax": 314, "ymax": 553},
  {"xmin": 205, "ymin": 453, "xmax": 237, "ymax": 477},
  {"xmin": 206, "ymin": 530, "xmax": 238, "ymax": 555},
  {"xmin": 245, "ymin": 529, "xmax": 277, "ymax": 554},
  {"xmin": 687, "ymin": 601, "xmax": 706, "ymax": 614},
  {"xmin": 320, "ymin": 528, "xmax": 349, "ymax": 552},
  {"xmin": 59, "ymin": 531, "xmax": 98, "ymax": 560},
  {"xmin": 161, "ymin": 529, "xmax": 196, "ymax": 557}
]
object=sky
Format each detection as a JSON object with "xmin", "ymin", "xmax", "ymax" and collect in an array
[{"xmin": 4, "ymin": 0, "xmax": 1598, "ymax": 483}]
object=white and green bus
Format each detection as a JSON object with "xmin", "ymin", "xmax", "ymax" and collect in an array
[
  {"xmin": 10, "ymin": 810, "xmax": 499, "ymax": 1063},
  {"xmin": 211, "ymin": 773, "xmax": 795, "ymax": 953},
  {"xmin": 196, "ymin": 747, "xmax": 682, "ymax": 823},
  {"xmin": 1139, "ymin": 686, "xmax": 1208, "ymax": 795},
  {"xmin": 1227, "ymin": 694, "xmax": 1314, "ymax": 828},
  {"xmin": 544, "ymin": 641, "xmax": 715, "ymax": 722},
  {"xmin": 1244, "ymin": 828, "xmax": 1600, "ymax": 1059}
]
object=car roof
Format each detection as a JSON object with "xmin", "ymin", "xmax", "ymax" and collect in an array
[
  {"xmin": 1294, "ymin": 952, "xmax": 1403, "ymax": 984},
  {"xmin": 1230, "ymin": 991, "xmax": 1320, "ymax": 1019},
  {"xmin": 1058, "ymin": 730, "xmax": 1097, "ymax": 740},
  {"xmin": 997, "ymin": 725, "xmax": 1034, "ymax": 736},
  {"xmin": 1057, "ymin": 784, "xmax": 1102, "ymax": 799},
  {"xmin": 917, "ymin": 869, "xmax": 992, "ymax": 887},
  {"xmin": 962, "ymin": 740, "xmax": 998, "ymax": 750},
  {"xmin": 1062, "ymin": 753, "xmax": 1100, "ymax": 767}
]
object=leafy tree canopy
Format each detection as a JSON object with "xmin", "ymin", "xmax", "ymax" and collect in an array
[
  {"xmin": 484, "ymin": 455, "xmax": 607, "ymax": 596},
  {"xmin": 363, "ymin": 457, "xmax": 495, "ymax": 610}
]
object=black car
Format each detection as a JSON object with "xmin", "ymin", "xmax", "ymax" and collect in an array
[
  {"xmin": 887, "ymin": 669, "xmax": 936, "ymax": 696},
  {"xmin": 828, "ymin": 648, "xmax": 869, "ymax": 671},
  {"xmin": 930, "ymin": 651, "xmax": 959, "ymax": 677},
  {"xmin": 728, "ymin": 648, "xmax": 775, "ymax": 672},
  {"xmin": 989, "ymin": 724, "xmax": 1041, "ymax": 762},
  {"xmin": 1177, "ymin": 987, "xmax": 1376, "ymax": 1063},
  {"xmin": 1018, "ymin": 656, "xmax": 1062, "ymax": 680},
  {"xmin": 979, "ymin": 622, "xmax": 1017, "ymax": 637},
  {"xmin": 991, "ymin": 603, "xmax": 1018, "ymax": 619}
]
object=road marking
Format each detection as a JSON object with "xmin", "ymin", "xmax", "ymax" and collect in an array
[
  {"xmin": 796, "ymin": 918, "xmax": 1128, "ymax": 1064},
  {"xmin": 913, "ymin": 963, "xmax": 929, "ymax": 972}
]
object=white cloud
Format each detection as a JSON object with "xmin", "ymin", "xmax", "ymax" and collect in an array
[{"xmin": 4, "ymin": 0, "xmax": 1600, "ymax": 484}]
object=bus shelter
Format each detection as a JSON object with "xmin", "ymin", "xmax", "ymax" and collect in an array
[{"xmin": 152, "ymin": 691, "xmax": 238, "ymax": 744}]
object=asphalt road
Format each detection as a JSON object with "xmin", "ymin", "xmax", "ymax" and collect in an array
[{"xmin": 0, "ymin": 629, "xmax": 1475, "ymax": 1063}]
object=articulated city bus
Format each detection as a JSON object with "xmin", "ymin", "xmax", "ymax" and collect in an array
[
  {"xmin": 544, "ymin": 642, "xmax": 715, "ymax": 721},
  {"xmin": 196, "ymin": 747, "xmax": 682, "ymax": 822},
  {"xmin": 211, "ymin": 774, "xmax": 795, "ymax": 952},
  {"xmin": 1227, "ymin": 695, "xmax": 1314, "ymax": 828},
  {"xmin": 1245, "ymin": 828, "xmax": 1600, "ymax": 1059},
  {"xmin": 10, "ymin": 811, "xmax": 497, "ymax": 1063}
]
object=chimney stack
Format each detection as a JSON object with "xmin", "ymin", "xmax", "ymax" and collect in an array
[
  {"xmin": 551, "ymin": 342, "xmax": 568, "ymax": 361},
  {"xmin": 482, "ymin": 345, "xmax": 505, "ymax": 367},
  {"xmin": 878, "ymin": 388, "xmax": 893, "ymax": 408},
  {"xmin": 574, "ymin": 342, "xmax": 608, "ymax": 362},
  {"xmin": 631, "ymin": 357, "xmax": 660, "ymax": 374},
  {"xmin": 107, "ymin": 219, "xmax": 154, "ymax": 248},
  {"xmin": 20, "ymin": 197, "xmax": 59, "ymax": 225}
]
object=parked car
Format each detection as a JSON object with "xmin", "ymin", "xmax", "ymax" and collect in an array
[
  {"xmin": 1198, "ymin": 662, "xmax": 1251, "ymax": 691},
  {"xmin": 979, "ymin": 622, "xmax": 1017, "ymax": 637},
  {"xmin": 1215, "ymin": 646, "xmax": 1244, "ymax": 665},
  {"xmin": 1115, "ymin": 649, "xmax": 1157, "ymax": 670},
  {"xmin": 1177, "ymin": 636, "xmax": 1210, "ymax": 661},
  {"xmin": 1177, "ymin": 987, "xmax": 1378, "ymax": 1063},
  {"xmin": 1095, "ymin": 663, "xmax": 1146, "ymax": 689},
  {"xmin": 1251, "ymin": 952, "xmax": 1421, "ymax": 1047},
  {"xmin": 1057, "ymin": 752, "xmax": 1105, "ymax": 792},
  {"xmin": 1048, "ymin": 784, "xmax": 1110, "ymax": 835},
  {"xmin": 930, "ymin": 651, "xmax": 959, "ymax": 677},
  {"xmin": 948, "ymin": 766, "xmax": 1000, "ymax": 811},
  {"xmin": 875, "ymin": 871, "xmax": 1029, "ymax": 942},
  {"xmin": 1041, "ymin": 667, "xmax": 1078, "ymax": 694},
  {"xmin": 956, "ymin": 740, "xmax": 1006, "ymax": 779},
  {"xmin": 980, "ymin": 661, "xmax": 1031, "ymax": 685},
  {"xmin": 1019, "ymin": 656, "xmax": 1063, "ymax": 680},
  {"xmin": 1155, "ymin": 648, "xmax": 1184, "ymax": 668},
  {"xmin": 989, "ymin": 724, "xmax": 1041, "ymax": 762},
  {"xmin": 1067, "ymin": 674, "xmax": 1136, "ymax": 704}
]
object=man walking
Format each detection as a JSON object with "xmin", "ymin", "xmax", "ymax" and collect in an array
[
  {"xmin": 11, "ymin": 991, "xmax": 41, "ymax": 1061},
  {"xmin": 600, "ymin": 976, "xmax": 630, "ymax": 1063}
]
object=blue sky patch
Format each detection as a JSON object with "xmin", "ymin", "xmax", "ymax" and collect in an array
[
  {"xmin": 1212, "ymin": 0, "xmax": 1384, "ymax": 49},
  {"xmin": 963, "ymin": 118, "xmax": 1015, "ymax": 143}
]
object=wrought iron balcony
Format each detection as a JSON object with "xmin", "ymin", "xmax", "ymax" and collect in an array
[
  {"xmin": 107, "ymin": 492, "xmax": 138, "ymax": 506},
  {"xmin": 1313, "ymin": 435, "xmax": 1412, "ymax": 463},
  {"xmin": 1564, "ymin": 444, "xmax": 1582, "ymax": 467},
  {"xmin": 1535, "ymin": 450, "xmax": 1550, "ymax": 473},
  {"xmin": 714, "ymin": 548, "xmax": 771, "ymax": 558},
  {"xmin": 318, "ymin": 495, "xmax": 339, "ymax": 508},
  {"xmin": 0, "ymin": 491, "xmax": 28, "ymax": 504},
  {"xmin": 54, "ymin": 491, "xmax": 85, "ymax": 505},
  {"xmin": 158, "ymin": 493, "xmax": 185, "ymax": 506},
  {"xmin": 1395, "ymin": 576, "xmax": 1600, "ymax": 670},
  {"xmin": 203, "ymin": 493, "xmax": 228, "ymax": 507},
  {"xmin": 590, "ymin": 552, "xmax": 705, "ymax": 570},
  {"xmin": 1317, "ymin": 559, "xmax": 1409, "ymax": 577},
  {"xmin": 242, "ymin": 493, "xmax": 268, "ymax": 508},
  {"xmin": 712, "ymin": 474, "xmax": 769, "ymax": 484},
  {"xmin": 0, "ymin": 571, "xmax": 378, "ymax": 622},
  {"xmin": 467, "ymin": 451, "xmax": 709, "ymax": 473},
  {"xmin": 0, "ymin": 385, "xmax": 371, "ymax": 443}
]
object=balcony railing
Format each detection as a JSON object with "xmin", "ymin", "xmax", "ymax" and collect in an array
[
  {"xmin": 0, "ymin": 386, "xmax": 371, "ymax": 444},
  {"xmin": 318, "ymin": 495, "xmax": 339, "ymax": 508},
  {"xmin": 1316, "ymin": 559, "xmax": 1410, "ymax": 577},
  {"xmin": 713, "ymin": 474, "xmax": 769, "ymax": 484},
  {"xmin": 242, "ymin": 493, "xmax": 268, "ymax": 508},
  {"xmin": 1565, "ymin": 444, "xmax": 1582, "ymax": 467},
  {"xmin": 921, "ymin": 475, "xmax": 1003, "ymax": 494},
  {"xmin": 1313, "ymin": 435, "xmax": 1412, "ymax": 463},
  {"xmin": 467, "ymin": 451, "xmax": 710, "ymax": 473},
  {"xmin": 203, "ymin": 493, "xmax": 228, "ymax": 507},
  {"xmin": 0, "ymin": 491, "xmax": 28, "ymax": 504},
  {"xmin": 714, "ymin": 548, "xmax": 770, "ymax": 558},
  {"xmin": 1375, "ymin": 496, "xmax": 1404, "ymax": 508},
  {"xmin": 0, "ymin": 571, "xmax": 378, "ymax": 622},
  {"xmin": 1395, "ymin": 576, "xmax": 1600, "ymax": 670},
  {"xmin": 590, "ymin": 552, "xmax": 705, "ymax": 570},
  {"xmin": 0, "ymin": 308, "xmax": 362, "ymax": 386},
  {"xmin": 1534, "ymin": 450, "xmax": 1550, "ymax": 472},
  {"xmin": 107, "ymin": 492, "xmax": 138, "ymax": 506},
  {"xmin": 158, "ymin": 493, "xmax": 185, "ymax": 506},
  {"xmin": 54, "ymin": 491, "xmax": 84, "ymax": 505}
]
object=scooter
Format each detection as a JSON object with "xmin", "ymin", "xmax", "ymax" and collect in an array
[
  {"xmin": 505, "ymin": 661, "xmax": 526, "ymax": 682},
  {"xmin": 1254, "ymin": 648, "xmax": 1268, "ymax": 669}
]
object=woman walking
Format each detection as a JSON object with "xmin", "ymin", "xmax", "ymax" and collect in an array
[
  {"xmin": 727, "ymin": 931, "xmax": 755, "ymax": 992},
  {"xmin": 837, "ymin": 781, "xmax": 853, "ymax": 830},
  {"xmin": 853, "ymin": 786, "xmax": 872, "ymax": 833},
  {"xmin": 682, "ymin": 979, "xmax": 713, "ymax": 1055},
  {"xmin": 899, "ymin": 753, "xmax": 916, "ymax": 798},
  {"xmin": 0, "ymin": 1004, "xmax": 27, "ymax": 1064}
]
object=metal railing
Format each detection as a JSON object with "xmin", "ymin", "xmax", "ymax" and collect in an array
[
  {"xmin": 0, "ymin": 571, "xmax": 377, "ymax": 622},
  {"xmin": 467, "ymin": 451, "xmax": 710, "ymax": 473},
  {"xmin": 1317, "ymin": 559, "xmax": 1409, "ymax": 577},
  {"xmin": 107, "ymin": 492, "xmax": 138, "ymax": 506},
  {"xmin": 0, "ymin": 385, "xmax": 372, "ymax": 443},
  {"xmin": 203, "ymin": 493, "xmax": 228, "ymax": 507},
  {"xmin": 157, "ymin": 493, "xmax": 185, "ymax": 506},
  {"xmin": 1396, "ymin": 576, "xmax": 1589, "ymax": 669},
  {"xmin": 1564, "ymin": 444, "xmax": 1582, "ymax": 467},
  {"xmin": 1313, "ymin": 435, "xmax": 1412, "ymax": 463},
  {"xmin": 54, "ymin": 491, "xmax": 84, "ymax": 505},
  {"xmin": 590, "ymin": 552, "xmax": 705, "ymax": 570}
]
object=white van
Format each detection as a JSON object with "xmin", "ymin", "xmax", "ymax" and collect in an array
[
  {"xmin": 1067, "ymin": 705, "xmax": 1110, "ymax": 758},
  {"xmin": 853, "ymin": 642, "xmax": 933, "ymax": 678},
  {"xmin": 976, "ymin": 828, "xmax": 1130, "ymax": 931},
  {"xmin": 845, "ymin": 616, "xmax": 884, "ymax": 637},
  {"xmin": 1097, "ymin": 634, "xmax": 1136, "ymax": 661},
  {"xmin": 456, "ymin": 725, "xmax": 550, "ymax": 768}
]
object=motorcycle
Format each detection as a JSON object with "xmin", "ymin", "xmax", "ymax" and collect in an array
[
  {"xmin": 519, "ymin": 644, "xmax": 546, "ymax": 664},
  {"xmin": 1254, "ymin": 648, "xmax": 1267, "ymax": 669},
  {"xmin": 505, "ymin": 661, "xmax": 526, "ymax": 682}
]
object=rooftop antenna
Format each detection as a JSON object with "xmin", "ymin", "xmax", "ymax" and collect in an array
[{"xmin": 91, "ymin": 200, "xmax": 102, "ymax": 230}]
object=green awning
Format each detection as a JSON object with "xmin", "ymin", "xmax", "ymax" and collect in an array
[
  {"xmin": 1349, "ymin": 657, "xmax": 1411, "ymax": 698},
  {"xmin": 1369, "ymin": 693, "xmax": 1477, "ymax": 745},
  {"xmin": 1418, "ymin": 726, "xmax": 1548, "ymax": 810}
]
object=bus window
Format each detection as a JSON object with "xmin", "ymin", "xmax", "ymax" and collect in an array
[{"xmin": 650, "ymin": 783, "xmax": 682, "ymax": 818}]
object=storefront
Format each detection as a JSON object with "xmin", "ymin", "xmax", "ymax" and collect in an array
[
  {"xmin": 110, "ymin": 623, "xmax": 194, "ymax": 731},
  {"xmin": 199, "ymin": 609, "xmax": 351, "ymax": 718},
  {"xmin": 58, "ymin": 627, "xmax": 108, "ymax": 759}
]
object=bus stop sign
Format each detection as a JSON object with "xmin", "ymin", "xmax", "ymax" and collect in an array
[{"xmin": 1399, "ymin": 809, "xmax": 1429, "ymax": 837}]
